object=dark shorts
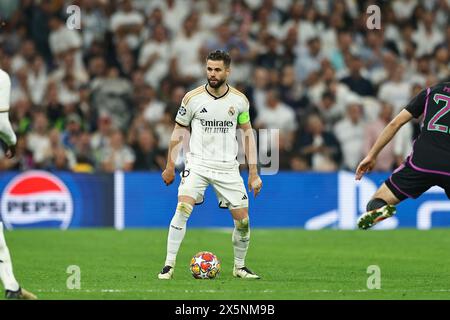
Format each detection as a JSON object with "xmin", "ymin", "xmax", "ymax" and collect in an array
[{"xmin": 385, "ymin": 160, "xmax": 450, "ymax": 201}]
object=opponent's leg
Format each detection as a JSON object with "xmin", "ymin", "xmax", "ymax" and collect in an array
[
  {"xmin": 371, "ymin": 183, "xmax": 402, "ymax": 206},
  {"xmin": 0, "ymin": 222, "xmax": 36, "ymax": 299},
  {"xmin": 357, "ymin": 183, "xmax": 401, "ymax": 230},
  {"xmin": 158, "ymin": 196, "xmax": 195, "ymax": 279},
  {"xmin": 230, "ymin": 208, "xmax": 260, "ymax": 279}
]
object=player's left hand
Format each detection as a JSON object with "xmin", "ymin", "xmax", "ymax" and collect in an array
[{"xmin": 248, "ymin": 174, "xmax": 262, "ymax": 197}]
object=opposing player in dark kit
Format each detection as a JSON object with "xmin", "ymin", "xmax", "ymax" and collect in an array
[{"xmin": 356, "ymin": 82, "xmax": 450, "ymax": 229}]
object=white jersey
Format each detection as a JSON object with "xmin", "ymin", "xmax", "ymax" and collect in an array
[
  {"xmin": 0, "ymin": 69, "xmax": 16, "ymax": 146},
  {"xmin": 175, "ymin": 84, "xmax": 250, "ymax": 170},
  {"xmin": 0, "ymin": 69, "xmax": 11, "ymax": 112}
]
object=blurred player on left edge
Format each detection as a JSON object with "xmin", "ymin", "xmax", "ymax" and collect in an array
[{"xmin": 0, "ymin": 68, "xmax": 37, "ymax": 299}]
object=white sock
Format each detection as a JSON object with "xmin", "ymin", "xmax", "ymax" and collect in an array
[
  {"xmin": 164, "ymin": 203, "xmax": 193, "ymax": 267},
  {"xmin": 0, "ymin": 222, "xmax": 20, "ymax": 291},
  {"xmin": 232, "ymin": 217, "xmax": 250, "ymax": 269}
]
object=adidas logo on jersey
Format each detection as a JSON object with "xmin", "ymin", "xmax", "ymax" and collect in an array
[
  {"xmin": 200, "ymin": 108, "xmax": 208, "ymax": 113},
  {"xmin": 242, "ymin": 195, "xmax": 248, "ymax": 200}
]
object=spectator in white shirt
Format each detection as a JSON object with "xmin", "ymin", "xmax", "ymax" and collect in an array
[
  {"xmin": 48, "ymin": 15, "xmax": 83, "ymax": 70},
  {"xmin": 27, "ymin": 56, "xmax": 48, "ymax": 106},
  {"xmin": 199, "ymin": 0, "xmax": 227, "ymax": 30},
  {"xmin": 391, "ymin": 0, "xmax": 418, "ymax": 20},
  {"xmin": 49, "ymin": 52, "xmax": 89, "ymax": 87},
  {"xmin": 394, "ymin": 122, "xmax": 414, "ymax": 166},
  {"xmin": 139, "ymin": 24, "xmax": 171, "ymax": 89},
  {"xmin": 314, "ymin": 90, "xmax": 344, "ymax": 131},
  {"xmin": 142, "ymin": 86, "xmax": 166, "ymax": 124},
  {"xmin": 377, "ymin": 64, "xmax": 411, "ymax": 113},
  {"xmin": 227, "ymin": 46, "xmax": 253, "ymax": 85},
  {"xmin": 27, "ymin": 111, "xmax": 50, "ymax": 167},
  {"xmin": 110, "ymin": 0, "xmax": 145, "ymax": 50},
  {"xmin": 11, "ymin": 39, "xmax": 36, "ymax": 73},
  {"xmin": 100, "ymin": 129, "xmax": 135, "ymax": 172},
  {"xmin": 9, "ymin": 67, "xmax": 29, "ymax": 106},
  {"xmin": 333, "ymin": 102, "xmax": 365, "ymax": 171},
  {"xmin": 80, "ymin": 0, "xmax": 108, "ymax": 50},
  {"xmin": 412, "ymin": 10, "xmax": 444, "ymax": 57},
  {"xmin": 280, "ymin": 2, "xmax": 322, "ymax": 45},
  {"xmin": 369, "ymin": 50, "xmax": 397, "ymax": 87},
  {"xmin": 250, "ymin": 4, "xmax": 283, "ymax": 41},
  {"xmin": 255, "ymin": 88, "xmax": 298, "ymax": 153},
  {"xmin": 433, "ymin": 45, "xmax": 449, "ymax": 81},
  {"xmin": 320, "ymin": 13, "xmax": 341, "ymax": 57},
  {"xmin": 297, "ymin": 113, "xmax": 342, "ymax": 171},
  {"xmin": 295, "ymin": 37, "xmax": 324, "ymax": 83},
  {"xmin": 170, "ymin": 13, "xmax": 205, "ymax": 84},
  {"xmin": 152, "ymin": 0, "xmax": 191, "ymax": 36}
]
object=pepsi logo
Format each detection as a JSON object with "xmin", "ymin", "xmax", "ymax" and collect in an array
[{"xmin": 1, "ymin": 171, "xmax": 73, "ymax": 229}]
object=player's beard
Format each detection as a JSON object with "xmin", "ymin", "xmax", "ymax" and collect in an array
[{"xmin": 207, "ymin": 77, "xmax": 226, "ymax": 89}]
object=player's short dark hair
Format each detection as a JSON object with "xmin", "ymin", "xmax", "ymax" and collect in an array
[{"xmin": 206, "ymin": 50, "xmax": 231, "ymax": 68}]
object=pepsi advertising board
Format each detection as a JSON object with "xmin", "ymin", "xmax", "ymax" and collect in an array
[
  {"xmin": 0, "ymin": 171, "xmax": 449, "ymax": 229},
  {"xmin": 0, "ymin": 171, "xmax": 114, "ymax": 229}
]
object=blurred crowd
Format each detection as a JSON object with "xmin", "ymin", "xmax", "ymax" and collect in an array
[{"xmin": 0, "ymin": 0, "xmax": 448, "ymax": 173}]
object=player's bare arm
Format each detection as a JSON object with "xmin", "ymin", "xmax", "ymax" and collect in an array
[
  {"xmin": 239, "ymin": 121, "xmax": 262, "ymax": 197},
  {"xmin": 356, "ymin": 109, "xmax": 413, "ymax": 180},
  {"xmin": 162, "ymin": 123, "xmax": 190, "ymax": 186}
]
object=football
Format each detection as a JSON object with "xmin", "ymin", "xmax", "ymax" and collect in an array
[{"xmin": 189, "ymin": 251, "xmax": 221, "ymax": 279}]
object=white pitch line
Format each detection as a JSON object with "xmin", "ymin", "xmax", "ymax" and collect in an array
[{"xmin": 33, "ymin": 288, "xmax": 450, "ymax": 294}]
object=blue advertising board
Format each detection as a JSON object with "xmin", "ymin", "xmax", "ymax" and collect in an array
[
  {"xmin": 123, "ymin": 171, "xmax": 450, "ymax": 230},
  {"xmin": 0, "ymin": 170, "xmax": 449, "ymax": 229}
]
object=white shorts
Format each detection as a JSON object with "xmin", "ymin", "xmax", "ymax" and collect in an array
[{"xmin": 178, "ymin": 166, "xmax": 249, "ymax": 210}]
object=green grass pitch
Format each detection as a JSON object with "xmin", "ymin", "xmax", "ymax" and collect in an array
[{"xmin": 2, "ymin": 229, "xmax": 450, "ymax": 300}]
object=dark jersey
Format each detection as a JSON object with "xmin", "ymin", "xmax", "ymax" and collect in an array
[{"xmin": 405, "ymin": 82, "xmax": 450, "ymax": 176}]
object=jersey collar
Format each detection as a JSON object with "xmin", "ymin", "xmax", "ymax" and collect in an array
[{"xmin": 205, "ymin": 83, "xmax": 230, "ymax": 100}]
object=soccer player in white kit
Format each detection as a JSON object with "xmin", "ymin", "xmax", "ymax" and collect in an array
[
  {"xmin": 0, "ymin": 68, "xmax": 37, "ymax": 299},
  {"xmin": 158, "ymin": 50, "xmax": 263, "ymax": 279}
]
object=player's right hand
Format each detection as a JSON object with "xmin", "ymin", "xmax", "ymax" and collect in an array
[
  {"xmin": 355, "ymin": 156, "xmax": 376, "ymax": 180},
  {"xmin": 5, "ymin": 145, "xmax": 15, "ymax": 159},
  {"xmin": 162, "ymin": 167, "xmax": 175, "ymax": 186}
]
